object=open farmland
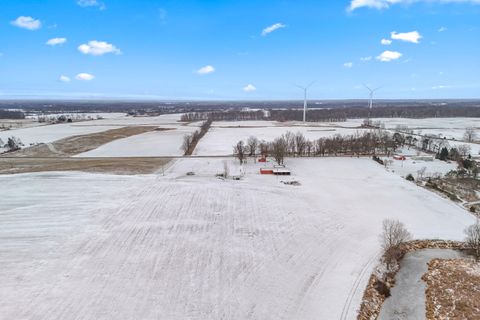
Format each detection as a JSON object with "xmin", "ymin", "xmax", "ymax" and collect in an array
[
  {"xmin": 76, "ymin": 125, "xmax": 200, "ymax": 157},
  {"xmin": 195, "ymin": 124, "xmax": 366, "ymax": 156},
  {"xmin": 0, "ymin": 157, "xmax": 474, "ymax": 319},
  {"xmin": 0, "ymin": 113, "xmax": 188, "ymax": 148}
]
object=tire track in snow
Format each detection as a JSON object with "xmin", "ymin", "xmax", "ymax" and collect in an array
[{"xmin": 339, "ymin": 253, "xmax": 379, "ymax": 320}]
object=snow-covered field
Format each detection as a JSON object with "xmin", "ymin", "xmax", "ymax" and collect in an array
[
  {"xmin": 384, "ymin": 157, "xmax": 457, "ymax": 179},
  {"xmin": 77, "ymin": 126, "xmax": 200, "ymax": 157},
  {"xmin": 195, "ymin": 126, "xmax": 367, "ymax": 156},
  {"xmin": 343, "ymin": 117, "xmax": 480, "ymax": 130},
  {"xmin": 0, "ymin": 158, "xmax": 474, "ymax": 319},
  {"xmin": 0, "ymin": 113, "xmax": 187, "ymax": 149},
  {"xmin": 0, "ymin": 122, "xmax": 126, "ymax": 147}
]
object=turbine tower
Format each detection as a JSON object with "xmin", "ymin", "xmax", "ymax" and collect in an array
[
  {"xmin": 364, "ymin": 85, "xmax": 381, "ymax": 109},
  {"xmin": 296, "ymin": 81, "xmax": 315, "ymax": 123}
]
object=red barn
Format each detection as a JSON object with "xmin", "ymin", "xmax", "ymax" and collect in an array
[{"xmin": 260, "ymin": 168, "xmax": 274, "ymax": 174}]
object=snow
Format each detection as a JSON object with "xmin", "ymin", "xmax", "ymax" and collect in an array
[
  {"xmin": 0, "ymin": 122, "xmax": 123, "ymax": 147},
  {"xmin": 76, "ymin": 126, "xmax": 199, "ymax": 157},
  {"xmin": 212, "ymin": 120, "xmax": 279, "ymax": 127},
  {"xmin": 195, "ymin": 126, "xmax": 368, "ymax": 155},
  {"xmin": 0, "ymin": 113, "xmax": 190, "ymax": 151},
  {"xmin": 382, "ymin": 157, "xmax": 457, "ymax": 178},
  {"xmin": 0, "ymin": 158, "xmax": 475, "ymax": 319},
  {"xmin": 344, "ymin": 117, "xmax": 480, "ymax": 130}
]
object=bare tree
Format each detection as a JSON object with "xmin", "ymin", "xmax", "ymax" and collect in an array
[
  {"xmin": 458, "ymin": 144, "xmax": 472, "ymax": 157},
  {"xmin": 271, "ymin": 137, "xmax": 288, "ymax": 165},
  {"xmin": 464, "ymin": 127, "xmax": 477, "ymax": 142},
  {"xmin": 259, "ymin": 140, "xmax": 269, "ymax": 156},
  {"xmin": 380, "ymin": 219, "xmax": 412, "ymax": 270},
  {"xmin": 417, "ymin": 166, "xmax": 427, "ymax": 180},
  {"xmin": 182, "ymin": 134, "xmax": 192, "ymax": 154},
  {"xmin": 247, "ymin": 136, "xmax": 259, "ymax": 157},
  {"xmin": 294, "ymin": 132, "xmax": 307, "ymax": 156},
  {"xmin": 465, "ymin": 220, "xmax": 480, "ymax": 260},
  {"xmin": 380, "ymin": 219, "xmax": 412, "ymax": 252},
  {"xmin": 233, "ymin": 140, "xmax": 247, "ymax": 164},
  {"xmin": 283, "ymin": 131, "xmax": 295, "ymax": 156}
]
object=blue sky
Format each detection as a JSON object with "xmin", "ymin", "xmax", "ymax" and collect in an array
[{"xmin": 0, "ymin": 0, "xmax": 479, "ymax": 100}]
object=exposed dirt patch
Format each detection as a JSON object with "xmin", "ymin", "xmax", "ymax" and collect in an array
[
  {"xmin": 423, "ymin": 259, "xmax": 480, "ymax": 320},
  {"xmin": 5, "ymin": 126, "xmax": 170, "ymax": 157},
  {"xmin": 0, "ymin": 157, "xmax": 170, "ymax": 175}
]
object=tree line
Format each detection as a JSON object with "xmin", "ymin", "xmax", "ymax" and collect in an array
[
  {"xmin": 181, "ymin": 119, "xmax": 212, "ymax": 155},
  {"xmin": 233, "ymin": 129, "xmax": 404, "ymax": 165},
  {"xmin": 181, "ymin": 106, "xmax": 480, "ymax": 123},
  {"xmin": 270, "ymin": 106, "xmax": 480, "ymax": 122},
  {"xmin": 0, "ymin": 110, "xmax": 25, "ymax": 119},
  {"xmin": 181, "ymin": 110, "xmax": 266, "ymax": 122}
]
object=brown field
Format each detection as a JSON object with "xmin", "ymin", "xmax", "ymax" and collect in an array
[
  {"xmin": 423, "ymin": 259, "xmax": 480, "ymax": 320},
  {"xmin": 0, "ymin": 157, "xmax": 171, "ymax": 175}
]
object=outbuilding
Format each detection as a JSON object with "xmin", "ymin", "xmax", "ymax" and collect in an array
[{"xmin": 260, "ymin": 168, "xmax": 274, "ymax": 175}]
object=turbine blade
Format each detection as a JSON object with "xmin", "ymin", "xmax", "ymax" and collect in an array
[{"xmin": 363, "ymin": 84, "xmax": 372, "ymax": 92}]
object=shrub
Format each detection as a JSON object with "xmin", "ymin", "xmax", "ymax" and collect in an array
[{"xmin": 406, "ymin": 174, "xmax": 415, "ymax": 181}]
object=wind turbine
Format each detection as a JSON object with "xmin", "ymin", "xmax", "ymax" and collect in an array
[
  {"xmin": 364, "ymin": 84, "xmax": 381, "ymax": 109},
  {"xmin": 295, "ymin": 81, "xmax": 315, "ymax": 123}
]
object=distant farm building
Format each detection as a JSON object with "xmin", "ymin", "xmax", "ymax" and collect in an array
[
  {"xmin": 412, "ymin": 155, "xmax": 435, "ymax": 162},
  {"xmin": 260, "ymin": 167, "xmax": 291, "ymax": 176}
]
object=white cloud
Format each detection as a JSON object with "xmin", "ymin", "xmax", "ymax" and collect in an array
[
  {"xmin": 78, "ymin": 41, "xmax": 121, "ymax": 56},
  {"xmin": 348, "ymin": 0, "xmax": 480, "ymax": 12},
  {"xmin": 11, "ymin": 16, "xmax": 41, "ymax": 30},
  {"xmin": 75, "ymin": 73, "xmax": 95, "ymax": 81},
  {"xmin": 391, "ymin": 31, "xmax": 422, "ymax": 43},
  {"xmin": 360, "ymin": 56, "xmax": 373, "ymax": 62},
  {"xmin": 343, "ymin": 62, "xmax": 354, "ymax": 68},
  {"xmin": 196, "ymin": 65, "xmax": 215, "ymax": 75},
  {"xmin": 77, "ymin": 0, "xmax": 105, "ymax": 10},
  {"xmin": 243, "ymin": 84, "xmax": 257, "ymax": 92},
  {"xmin": 438, "ymin": 26, "xmax": 448, "ymax": 32},
  {"xmin": 261, "ymin": 23, "xmax": 286, "ymax": 36},
  {"xmin": 59, "ymin": 75, "xmax": 71, "ymax": 82},
  {"xmin": 381, "ymin": 38, "xmax": 392, "ymax": 45},
  {"xmin": 46, "ymin": 37, "xmax": 67, "ymax": 46},
  {"xmin": 376, "ymin": 50, "xmax": 403, "ymax": 62}
]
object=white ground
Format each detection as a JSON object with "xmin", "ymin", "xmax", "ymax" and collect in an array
[
  {"xmin": 0, "ymin": 158, "xmax": 475, "ymax": 320},
  {"xmin": 0, "ymin": 113, "xmax": 188, "ymax": 150},
  {"xmin": 77, "ymin": 126, "xmax": 200, "ymax": 157},
  {"xmin": 383, "ymin": 157, "xmax": 457, "ymax": 179},
  {"xmin": 195, "ymin": 126, "xmax": 368, "ymax": 156},
  {"xmin": 343, "ymin": 117, "xmax": 480, "ymax": 130}
]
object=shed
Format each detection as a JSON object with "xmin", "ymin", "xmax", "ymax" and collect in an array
[{"xmin": 260, "ymin": 168, "xmax": 274, "ymax": 175}]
